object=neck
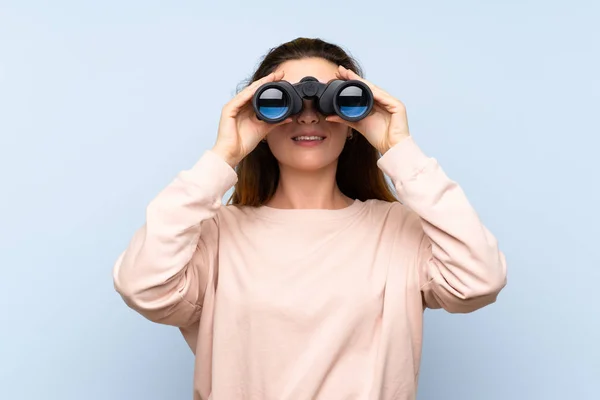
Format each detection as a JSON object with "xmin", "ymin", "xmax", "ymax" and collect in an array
[{"xmin": 266, "ymin": 162, "xmax": 353, "ymax": 210}]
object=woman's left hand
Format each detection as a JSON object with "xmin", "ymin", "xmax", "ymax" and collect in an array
[{"xmin": 325, "ymin": 65, "xmax": 411, "ymax": 154}]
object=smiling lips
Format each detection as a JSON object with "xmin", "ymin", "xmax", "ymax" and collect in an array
[
  {"xmin": 291, "ymin": 134, "xmax": 326, "ymax": 147},
  {"xmin": 292, "ymin": 135, "xmax": 325, "ymax": 141}
]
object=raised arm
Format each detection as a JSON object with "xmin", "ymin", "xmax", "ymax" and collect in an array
[
  {"xmin": 378, "ymin": 136, "xmax": 507, "ymax": 313},
  {"xmin": 113, "ymin": 69, "xmax": 294, "ymax": 327},
  {"xmin": 113, "ymin": 150, "xmax": 238, "ymax": 327}
]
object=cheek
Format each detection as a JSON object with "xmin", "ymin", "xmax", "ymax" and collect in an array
[
  {"xmin": 265, "ymin": 127, "xmax": 293, "ymax": 158},
  {"xmin": 327, "ymin": 123, "xmax": 351, "ymax": 143},
  {"xmin": 265, "ymin": 125, "xmax": 290, "ymax": 144}
]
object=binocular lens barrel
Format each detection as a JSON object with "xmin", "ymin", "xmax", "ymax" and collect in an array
[
  {"xmin": 336, "ymin": 86, "xmax": 370, "ymax": 119},
  {"xmin": 256, "ymin": 88, "xmax": 290, "ymax": 120}
]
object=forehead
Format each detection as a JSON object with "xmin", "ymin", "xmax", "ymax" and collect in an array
[{"xmin": 273, "ymin": 57, "xmax": 339, "ymax": 84}]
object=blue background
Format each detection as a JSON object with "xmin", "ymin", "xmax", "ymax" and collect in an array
[{"xmin": 1, "ymin": 1, "xmax": 598, "ymax": 399}]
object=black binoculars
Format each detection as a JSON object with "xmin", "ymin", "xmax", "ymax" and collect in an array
[{"xmin": 252, "ymin": 76, "xmax": 374, "ymax": 123}]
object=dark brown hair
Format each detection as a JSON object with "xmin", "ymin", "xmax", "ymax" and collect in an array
[{"xmin": 227, "ymin": 37, "xmax": 398, "ymax": 206}]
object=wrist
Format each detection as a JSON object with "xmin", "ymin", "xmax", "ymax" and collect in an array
[
  {"xmin": 380, "ymin": 134, "xmax": 411, "ymax": 154},
  {"xmin": 210, "ymin": 146, "xmax": 240, "ymax": 168}
]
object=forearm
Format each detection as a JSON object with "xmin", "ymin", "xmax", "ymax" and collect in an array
[
  {"xmin": 113, "ymin": 150, "xmax": 238, "ymax": 325},
  {"xmin": 378, "ymin": 137, "xmax": 507, "ymax": 312}
]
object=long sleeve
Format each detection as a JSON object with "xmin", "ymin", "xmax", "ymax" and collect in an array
[
  {"xmin": 377, "ymin": 136, "xmax": 507, "ymax": 313},
  {"xmin": 112, "ymin": 150, "xmax": 238, "ymax": 327}
]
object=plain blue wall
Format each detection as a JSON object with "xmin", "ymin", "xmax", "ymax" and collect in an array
[{"xmin": 1, "ymin": 1, "xmax": 598, "ymax": 399}]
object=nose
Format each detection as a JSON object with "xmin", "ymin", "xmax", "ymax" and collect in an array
[{"xmin": 296, "ymin": 99, "xmax": 320, "ymax": 124}]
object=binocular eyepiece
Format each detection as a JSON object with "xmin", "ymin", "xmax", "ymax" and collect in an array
[{"xmin": 252, "ymin": 76, "xmax": 374, "ymax": 123}]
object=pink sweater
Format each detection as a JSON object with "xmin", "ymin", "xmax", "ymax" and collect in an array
[{"xmin": 113, "ymin": 136, "xmax": 507, "ymax": 400}]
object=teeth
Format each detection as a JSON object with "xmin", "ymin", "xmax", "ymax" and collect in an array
[{"xmin": 293, "ymin": 136, "xmax": 324, "ymax": 141}]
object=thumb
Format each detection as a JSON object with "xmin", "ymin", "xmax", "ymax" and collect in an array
[
  {"xmin": 325, "ymin": 115, "xmax": 358, "ymax": 130},
  {"xmin": 257, "ymin": 117, "xmax": 294, "ymax": 138},
  {"xmin": 265, "ymin": 117, "xmax": 293, "ymax": 131}
]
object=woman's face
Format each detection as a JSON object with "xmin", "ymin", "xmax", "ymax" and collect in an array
[{"xmin": 265, "ymin": 57, "xmax": 351, "ymax": 172}]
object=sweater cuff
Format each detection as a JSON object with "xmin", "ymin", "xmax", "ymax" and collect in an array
[
  {"xmin": 376, "ymin": 136, "xmax": 432, "ymax": 183},
  {"xmin": 179, "ymin": 150, "xmax": 239, "ymax": 198}
]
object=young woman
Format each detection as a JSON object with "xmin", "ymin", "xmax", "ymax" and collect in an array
[{"xmin": 113, "ymin": 37, "xmax": 507, "ymax": 400}]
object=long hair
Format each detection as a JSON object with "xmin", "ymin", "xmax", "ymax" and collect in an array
[{"xmin": 227, "ymin": 37, "xmax": 398, "ymax": 206}]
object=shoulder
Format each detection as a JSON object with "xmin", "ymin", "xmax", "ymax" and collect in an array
[
  {"xmin": 362, "ymin": 198, "xmax": 413, "ymax": 220},
  {"xmin": 215, "ymin": 203, "xmax": 256, "ymax": 221},
  {"xmin": 362, "ymin": 199, "xmax": 423, "ymax": 235}
]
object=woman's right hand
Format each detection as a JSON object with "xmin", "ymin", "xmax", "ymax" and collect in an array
[{"xmin": 211, "ymin": 70, "xmax": 292, "ymax": 167}]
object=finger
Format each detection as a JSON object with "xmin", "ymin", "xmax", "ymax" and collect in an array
[
  {"xmin": 272, "ymin": 117, "xmax": 293, "ymax": 128},
  {"xmin": 247, "ymin": 70, "xmax": 285, "ymax": 92},
  {"xmin": 258, "ymin": 117, "xmax": 293, "ymax": 137},
  {"xmin": 256, "ymin": 115, "xmax": 293, "ymax": 129},
  {"xmin": 324, "ymin": 114, "xmax": 358, "ymax": 130},
  {"xmin": 336, "ymin": 65, "xmax": 374, "ymax": 89},
  {"xmin": 336, "ymin": 66, "xmax": 404, "ymax": 113},
  {"xmin": 226, "ymin": 71, "xmax": 286, "ymax": 116}
]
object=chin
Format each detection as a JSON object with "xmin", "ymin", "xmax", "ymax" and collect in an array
[{"xmin": 278, "ymin": 154, "xmax": 339, "ymax": 172}]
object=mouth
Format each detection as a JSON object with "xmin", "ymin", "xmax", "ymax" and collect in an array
[{"xmin": 291, "ymin": 135, "xmax": 326, "ymax": 142}]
